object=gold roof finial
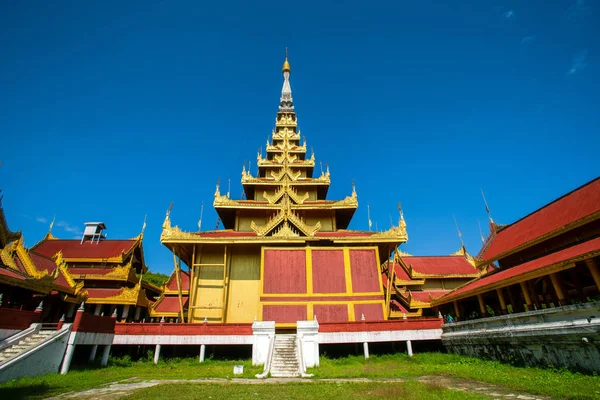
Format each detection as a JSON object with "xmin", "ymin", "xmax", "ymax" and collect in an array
[
  {"xmin": 453, "ymin": 215, "xmax": 465, "ymax": 249},
  {"xmin": 282, "ymin": 47, "xmax": 291, "ymax": 73},
  {"xmin": 48, "ymin": 215, "xmax": 56, "ymax": 235}
]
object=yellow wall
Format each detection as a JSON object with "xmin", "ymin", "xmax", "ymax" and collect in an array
[
  {"xmin": 421, "ymin": 278, "xmax": 473, "ymax": 290},
  {"xmin": 305, "ymin": 210, "xmax": 334, "ymax": 231},
  {"xmin": 226, "ymin": 245, "xmax": 261, "ymax": 323},
  {"xmin": 237, "ymin": 215, "xmax": 265, "ymax": 231},
  {"xmin": 190, "ymin": 246, "xmax": 226, "ymax": 322}
]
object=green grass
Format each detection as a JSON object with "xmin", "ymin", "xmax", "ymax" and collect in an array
[
  {"xmin": 1, "ymin": 353, "xmax": 599, "ymax": 400},
  {"xmin": 309, "ymin": 353, "xmax": 600, "ymax": 400},
  {"xmin": 0, "ymin": 357, "xmax": 262, "ymax": 400},
  {"xmin": 123, "ymin": 381, "xmax": 485, "ymax": 400}
]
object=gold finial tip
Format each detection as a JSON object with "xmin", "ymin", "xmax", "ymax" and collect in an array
[{"xmin": 282, "ymin": 48, "xmax": 291, "ymax": 73}]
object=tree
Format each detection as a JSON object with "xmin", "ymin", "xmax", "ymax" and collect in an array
[{"xmin": 140, "ymin": 270, "xmax": 169, "ymax": 287}]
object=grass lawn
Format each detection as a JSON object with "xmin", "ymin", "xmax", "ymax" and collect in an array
[
  {"xmin": 310, "ymin": 353, "xmax": 600, "ymax": 400},
  {"xmin": 123, "ymin": 381, "xmax": 485, "ymax": 400},
  {"xmin": 0, "ymin": 358, "xmax": 262, "ymax": 400},
  {"xmin": 0, "ymin": 353, "xmax": 598, "ymax": 400}
]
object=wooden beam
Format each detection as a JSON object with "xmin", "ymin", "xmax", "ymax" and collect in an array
[
  {"xmin": 476, "ymin": 294, "xmax": 486, "ymax": 317},
  {"xmin": 174, "ymin": 252, "xmax": 185, "ymax": 323},
  {"xmin": 496, "ymin": 288, "xmax": 507, "ymax": 314},
  {"xmin": 548, "ymin": 273, "xmax": 565, "ymax": 305},
  {"xmin": 586, "ymin": 259, "xmax": 600, "ymax": 292},
  {"xmin": 520, "ymin": 281, "xmax": 532, "ymax": 310}
]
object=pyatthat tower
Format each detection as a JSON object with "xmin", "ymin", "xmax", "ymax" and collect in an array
[{"xmin": 158, "ymin": 55, "xmax": 408, "ymax": 326}]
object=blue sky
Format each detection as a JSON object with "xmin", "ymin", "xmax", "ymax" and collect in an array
[{"xmin": 1, "ymin": 1, "xmax": 598, "ymax": 274}]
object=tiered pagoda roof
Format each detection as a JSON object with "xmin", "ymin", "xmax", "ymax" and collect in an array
[{"xmin": 161, "ymin": 53, "xmax": 407, "ymax": 258}]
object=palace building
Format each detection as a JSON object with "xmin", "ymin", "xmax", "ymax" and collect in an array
[
  {"xmin": 158, "ymin": 55, "xmax": 409, "ymax": 326},
  {"xmin": 433, "ymin": 177, "xmax": 600, "ymax": 319},
  {"xmin": 0, "ymin": 199, "xmax": 160, "ymax": 325},
  {"xmin": 0, "ymin": 54, "xmax": 598, "ymax": 380},
  {"xmin": 30, "ymin": 223, "xmax": 161, "ymax": 322}
]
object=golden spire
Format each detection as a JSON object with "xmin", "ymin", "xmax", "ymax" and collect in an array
[{"xmin": 282, "ymin": 47, "xmax": 291, "ymax": 73}]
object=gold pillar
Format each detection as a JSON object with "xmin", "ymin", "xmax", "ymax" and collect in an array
[
  {"xmin": 496, "ymin": 288, "xmax": 507, "ymax": 314},
  {"xmin": 453, "ymin": 301, "xmax": 460, "ymax": 319},
  {"xmin": 549, "ymin": 272, "xmax": 566, "ymax": 305},
  {"xmin": 519, "ymin": 281, "xmax": 532, "ymax": 310},
  {"xmin": 585, "ymin": 259, "xmax": 600, "ymax": 292},
  {"xmin": 476, "ymin": 294, "xmax": 486, "ymax": 316}
]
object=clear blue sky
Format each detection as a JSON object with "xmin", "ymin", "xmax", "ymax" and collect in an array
[{"xmin": 1, "ymin": 1, "xmax": 598, "ymax": 274}]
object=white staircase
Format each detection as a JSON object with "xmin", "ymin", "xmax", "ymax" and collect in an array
[
  {"xmin": 269, "ymin": 334, "xmax": 300, "ymax": 378},
  {"xmin": 0, "ymin": 330, "xmax": 56, "ymax": 365}
]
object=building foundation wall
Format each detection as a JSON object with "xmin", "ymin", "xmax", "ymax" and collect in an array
[{"xmin": 442, "ymin": 302, "xmax": 600, "ymax": 373}]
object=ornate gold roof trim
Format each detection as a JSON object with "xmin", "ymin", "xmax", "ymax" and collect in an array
[
  {"xmin": 13, "ymin": 238, "xmax": 49, "ymax": 279},
  {"xmin": 85, "ymin": 280, "xmax": 149, "ymax": 306},
  {"xmin": 0, "ymin": 201, "xmax": 21, "ymax": 247}
]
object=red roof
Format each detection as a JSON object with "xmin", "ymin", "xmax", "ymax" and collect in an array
[
  {"xmin": 409, "ymin": 290, "xmax": 449, "ymax": 302},
  {"xmin": 33, "ymin": 239, "xmax": 137, "ymax": 260},
  {"xmin": 481, "ymin": 177, "xmax": 600, "ymax": 262},
  {"xmin": 195, "ymin": 231, "xmax": 257, "ymax": 238},
  {"xmin": 391, "ymin": 262, "xmax": 412, "ymax": 281},
  {"xmin": 29, "ymin": 252, "xmax": 58, "ymax": 273},
  {"xmin": 154, "ymin": 296, "xmax": 189, "ymax": 313},
  {"xmin": 438, "ymin": 236, "xmax": 600, "ymax": 302},
  {"xmin": 166, "ymin": 270, "xmax": 190, "ymax": 291},
  {"xmin": 69, "ymin": 267, "xmax": 114, "ymax": 276},
  {"xmin": 54, "ymin": 272, "xmax": 72, "ymax": 289},
  {"xmin": 315, "ymin": 231, "xmax": 373, "ymax": 237},
  {"xmin": 0, "ymin": 266, "xmax": 27, "ymax": 280},
  {"xmin": 391, "ymin": 299, "xmax": 410, "ymax": 313},
  {"xmin": 400, "ymin": 256, "xmax": 479, "ymax": 276},
  {"xmin": 85, "ymin": 288, "xmax": 123, "ymax": 298}
]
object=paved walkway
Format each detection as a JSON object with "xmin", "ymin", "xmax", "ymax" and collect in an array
[{"xmin": 45, "ymin": 376, "xmax": 551, "ymax": 400}]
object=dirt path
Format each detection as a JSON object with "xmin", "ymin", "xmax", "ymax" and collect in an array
[{"xmin": 45, "ymin": 376, "xmax": 551, "ymax": 400}]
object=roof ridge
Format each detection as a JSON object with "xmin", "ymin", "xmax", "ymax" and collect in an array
[{"xmin": 497, "ymin": 176, "xmax": 600, "ymax": 232}]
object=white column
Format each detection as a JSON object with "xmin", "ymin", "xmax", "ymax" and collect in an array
[
  {"xmin": 101, "ymin": 345, "xmax": 111, "ymax": 366},
  {"xmin": 134, "ymin": 306, "xmax": 142, "ymax": 321},
  {"xmin": 297, "ymin": 319, "xmax": 320, "ymax": 367},
  {"xmin": 252, "ymin": 321, "xmax": 275, "ymax": 366},
  {"xmin": 60, "ymin": 344, "xmax": 76, "ymax": 374},
  {"xmin": 154, "ymin": 344, "xmax": 161, "ymax": 364},
  {"xmin": 122, "ymin": 305, "xmax": 130, "ymax": 321},
  {"xmin": 89, "ymin": 345, "xmax": 98, "ymax": 361},
  {"xmin": 406, "ymin": 340, "xmax": 413, "ymax": 357},
  {"xmin": 199, "ymin": 344, "xmax": 206, "ymax": 363},
  {"xmin": 94, "ymin": 304, "xmax": 102, "ymax": 315},
  {"xmin": 363, "ymin": 342, "xmax": 370, "ymax": 359}
]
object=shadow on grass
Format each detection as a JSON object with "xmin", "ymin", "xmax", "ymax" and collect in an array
[{"xmin": 0, "ymin": 382, "xmax": 54, "ymax": 400}]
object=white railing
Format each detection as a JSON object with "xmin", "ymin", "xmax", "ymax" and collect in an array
[
  {"xmin": 296, "ymin": 335, "xmax": 313, "ymax": 377},
  {"xmin": 0, "ymin": 324, "xmax": 71, "ymax": 374},
  {"xmin": 255, "ymin": 335, "xmax": 275, "ymax": 378},
  {"xmin": 0, "ymin": 323, "xmax": 40, "ymax": 354}
]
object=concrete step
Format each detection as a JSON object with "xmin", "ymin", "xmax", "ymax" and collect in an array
[{"xmin": 271, "ymin": 372, "xmax": 299, "ymax": 376}]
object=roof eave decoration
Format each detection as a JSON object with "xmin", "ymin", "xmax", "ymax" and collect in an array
[
  {"xmin": 12, "ymin": 238, "xmax": 50, "ymax": 279},
  {"xmin": 53, "ymin": 251, "xmax": 84, "ymax": 295},
  {"xmin": 0, "ymin": 199, "xmax": 22, "ymax": 247},
  {"xmin": 0, "ymin": 268, "xmax": 54, "ymax": 294},
  {"xmin": 149, "ymin": 294, "xmax": 187, "ymax": 318},
  {"xmin": 86, "ymin": 280, "xmax": 149, "ymax": 306}
]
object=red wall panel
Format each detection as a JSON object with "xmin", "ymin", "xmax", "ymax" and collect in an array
[
  {"xmin": 311, "ymin": 250, "xmax": 346, "ymax": 294},
  {"xmin": 350, "ymin": 250, "xmax": 381, "ymax": 293},
  {"xmin": 262, "ymin": 305, "xmax": 307, "ymax": 323},
  {"xmin": 313, "ymin": 304, "xmax": 348, "ymax": 323},
  {"xmin": 354, "ymin": 303, "xmax": 385, "ymax": 321},
  {"xmin": 263, "ymin": 249, "xmax": 306, "ymax": 294}
]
